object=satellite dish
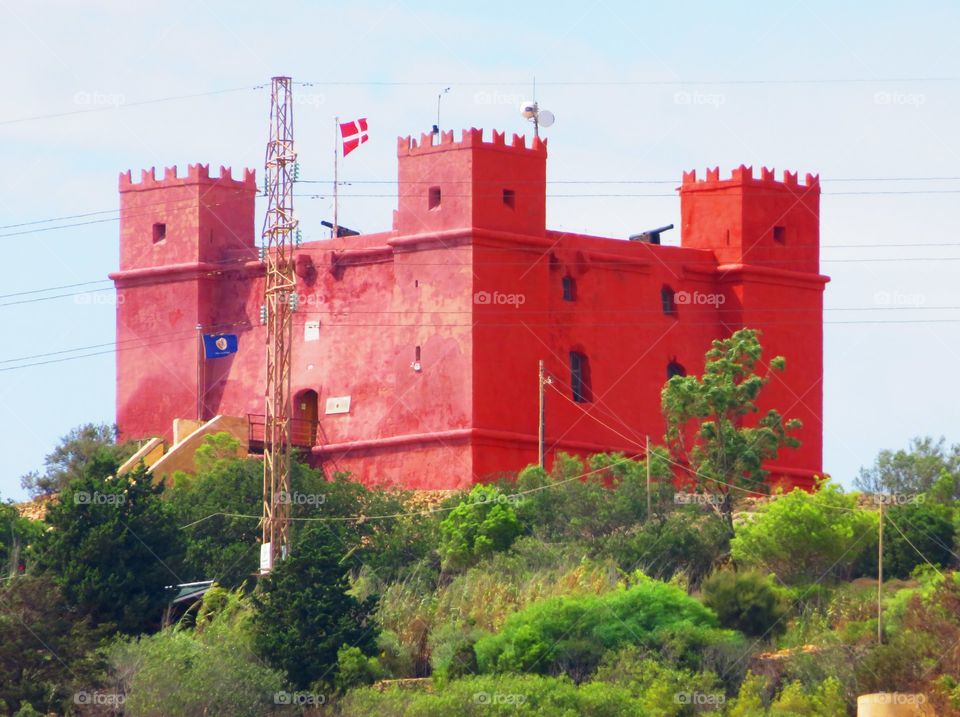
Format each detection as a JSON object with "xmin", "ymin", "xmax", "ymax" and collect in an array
[{"xmin": 519, "ymin": 100, "xmax": 556, "ymax": 136}]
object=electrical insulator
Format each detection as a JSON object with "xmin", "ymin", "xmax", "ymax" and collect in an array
[
  {"xmin": 288, "ymin": 293, "xmax": 299, "ymax": 311},
  {"xmin": 292, "ymin": 162, "xmax": 300, "ymax": 181},
  {"xmin": 258, "ymin": 246, "xmax": 267, "ymax": 262},
  {"xmin": 295, "ymin": 228, "xmax": 302, "ymax": 247},
  {"xmin": 259, "ymin": 305, "xmax": 268, "ymax": 325}
]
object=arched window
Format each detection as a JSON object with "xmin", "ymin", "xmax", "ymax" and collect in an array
[
  {"xmin": 661, "ymin": 286, "xmax": 677, "ymax": 316},
  {"xmin": 562, "ymin": 275, "xmax": 577, "ymax": 302},
  {"xmin": 666, "ymin": 360, "xmax": 686, "ymax": 379},
  {"xmin": 570, "ymin": 351, "xmax": 591, "ymax": 403}
]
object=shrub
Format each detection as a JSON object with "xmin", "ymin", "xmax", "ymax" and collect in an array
[
  {"xmin": 600, "ymin": 509, "xmax": 729, "ymax": 588},
  {"xmin": 336, "ymin": 644, "xmax": 385, "ymax": 691},
  {"xmin": 701, "ymin": 569, "xmax": 790, "ymax": 638},
  {"xmin": 474, "ymin": 575, "xmax": 742, "ymax": 681},
  {"xmin": 438, "ymin": 484, "xmax": 523, "ymax": 571},
  {"xmin": 730, "ymin": 482, "xmax": 876, "ymax": 584},
  {"xmin": 341, "ymin": 673, "xmax": 643, "ymax": 716},
  {"xmin": 109, "ymin": 589, "xmax": 289, "ymax": 717}
]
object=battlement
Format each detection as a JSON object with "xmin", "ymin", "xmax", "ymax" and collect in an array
[
  {"xmin": 119, "ymin": 164, "xmax": 257, "ymax": 192},
  {"xmin": 397, "ymin": 127, "xmax": 547, "ymax": 157},
  {"xmin": 681, "ymin": 165, "xmax": 819, "ymax": 191}
]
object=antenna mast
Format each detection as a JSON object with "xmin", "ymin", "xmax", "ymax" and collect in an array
[{"xmin": 260, "ymin": 76, "xmax": 297, "ymax": 573}]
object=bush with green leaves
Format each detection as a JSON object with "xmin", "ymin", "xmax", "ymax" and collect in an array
[
  {"xmin": 701, "ymin": 569, "xmax": 790, "ymax": 639},
  {"xmin": 725, "ymin": 672, "xmax": 847, "ymax": 717},
  {"xmin": 438, "ymin": 484, "xmax": 523, "ymax": 571},
  {"xmin": 335, "ymin": 644, "xmax": 385, "ymax": 691},
  {"xmin": 600, "ymin": 508, "xmax": 730, "ymax": 588},
  {"xmin": 0, "ymin": 501, "xmax": 41, "ymax": 575},
  {"xmin": 511, "ymin": 450, "xmax": 674, "ymax": 543},
  {"xmin": 730, "ymin": 481, "xmax": 876, "ymax": 584},
  {"xmin": 474, "ymin": 575, "xmax": 743, "ymax": 682},
  {"xmin": 109, "ymin": 588, "xmax": 290, "ymax": 717},
  {"xmin": 340, "ymin": 672, "xmax": 722, "ymax": 717}
]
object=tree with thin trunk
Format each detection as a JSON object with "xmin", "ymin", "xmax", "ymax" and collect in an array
[{"xmin": 661, "ymin": 328, "xmax": 801, "ymax": 534}]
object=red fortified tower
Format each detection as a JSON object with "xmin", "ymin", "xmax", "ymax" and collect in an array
[
  {"xmin": 112, "ymin": 130, "xmax": 828, "ymax": 491},
  {"xmin": 680, "ymin": 165, "xmax": 827, "ymax": 483},
  {"xmin": 111, "ymin": 164, "xmax": 261, "ymax": 442}
]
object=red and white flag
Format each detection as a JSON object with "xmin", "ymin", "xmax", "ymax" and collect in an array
[{"xmin": 339, "ymin": 118, "xmax": 369, "ymax": 156}]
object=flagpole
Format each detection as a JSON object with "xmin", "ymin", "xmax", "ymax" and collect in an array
[
  {"xmin": 196, "ymin": 323, "xmax": 203, "ymax": 420},
  {"xmin": 333, "ymin": 116, "xmax": 339, "ymax": 239}
]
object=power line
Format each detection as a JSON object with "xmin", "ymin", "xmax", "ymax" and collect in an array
[
  {"xmin": 4, "ymin": 314, "xmax": 960, "ymax": 374},
  {"xmin": 0, "ymin": 85, "xmax": 263, "ymax": 126},
  {"xmin": 295, "ymin": 77, "xmax": 960, "ymax": 87},
  {"xmin": 0, "ymin": 280, "xmax": 111, "ymax": 300},
  {"xmin": 6, "ymin": 174, "xmax": 960, "ymax": 239}
]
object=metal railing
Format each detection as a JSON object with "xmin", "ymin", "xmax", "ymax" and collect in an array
[{"xmin": 247, "ymin": 414, "xmax": 318, "ymax": 452}]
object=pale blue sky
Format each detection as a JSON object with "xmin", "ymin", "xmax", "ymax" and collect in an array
[{"xmin": 2, "ymin": 0, "xmax": 959, "ymax": 499}]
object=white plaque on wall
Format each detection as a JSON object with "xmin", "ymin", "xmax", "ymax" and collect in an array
[
  {"xmin": 304, "ymin": 320, "xmax": 320, "ymax": 342},
  {"xmin": 325, "ymin": 395, "xmax": 351, "ymax": 414}
]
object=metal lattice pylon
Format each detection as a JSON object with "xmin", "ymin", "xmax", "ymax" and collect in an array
[{"xmin": 260, "ymin": 76, "xmax": 297, "ymax": 572}]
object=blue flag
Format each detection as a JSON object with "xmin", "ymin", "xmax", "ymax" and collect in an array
[{"xmin": 202, "ymin": 333, "xmax": 238, "ymax": 359}]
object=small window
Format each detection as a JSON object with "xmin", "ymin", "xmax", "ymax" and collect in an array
[
  {"xmin": 502, "ymin": 188, "xmax": 516, "ymax": 209},
  {"xmin": 415, "ymin": 345, "xmax": 421, "ymax": 362},
  {"xmin": 428, "ymin": 186, "xmax": 441, "ymax": 209},
  {"xmin": 570, "ymin": 351, "xmax": 591, "ymax": 403},
  {"xmin": 152, "ymin": 222, "xmax": 166, "ymax": 243},
  {"xmin": 773, "ymin": 225, "xmax": 786, "ymax": 244},
  {"xmin": 562, "ymin": 275, "xmax": 577, "ymax": 302},
  {"xmin": 661, "ymin": 286, "xmax": 677, "ymax": 316},
  {"xmin": 667, "ymin": 360, "xmax": 686, "ymax": 379}
]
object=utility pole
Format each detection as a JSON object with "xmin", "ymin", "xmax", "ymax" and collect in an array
[
  {"xmin": 646, "ymin": 435, "xmax": 652, "ymax": 517},
  {"xmin": 260, "ymin": 76, "xmax": 297, "ymax": 574},
  {"xmin": 878, "ymin": 494, "xmax": 884, "ymax": 644},
  {"xmin": 538, "ymin": 360, "xmax": 552, "ymax": 469}
]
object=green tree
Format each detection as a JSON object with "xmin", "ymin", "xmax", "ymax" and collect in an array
[
  {"xmin": 438, "ymin": 484, "xmax": 523, "ymax": 571},
  {"xmin": 855, "ymin": 436, "xmax": 960, "ymax": 498},
  {"xmin": 252, "ymin": 523, "xmax": 378, "ymax": 690},
  {"xmin": 36, "ymin": 461, "xmax": 184, "ymax": 634},
  {"xmin": 661, "ymin": 328, "xmax": 802, "ymax": 534},
  {"xmin": 167, "ymin": 449, "xmax": 264, "ymax": 588},
  {"xmin": 0, "ymin": 575, "xmax": 107, "ymax": 715},
  {"xmin": 20, "ymin": 423, "xmax": 134, "ymax": 497},
  {"xmin": 701, "ymin": 568, "xmax": 790, "ymax": 638},
  {"xmin": 730, "ymin": 482, "xmax": 875, "ymax": 585},
  {"xmin": 883, "ymin": 501, "xmax": 956, "ymax": 579}
]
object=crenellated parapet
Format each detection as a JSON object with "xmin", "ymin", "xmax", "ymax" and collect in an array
[
  {"xmin": 119, "ymin": 164, "xmax": 257, "ymax": 192},
  {"xmin": 397, "ymin": 127, "xmax": 547, "ymax": 157},
  {"xmin": 681, "ymin": 164, "xmax": 819, "ymax": 191}
]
